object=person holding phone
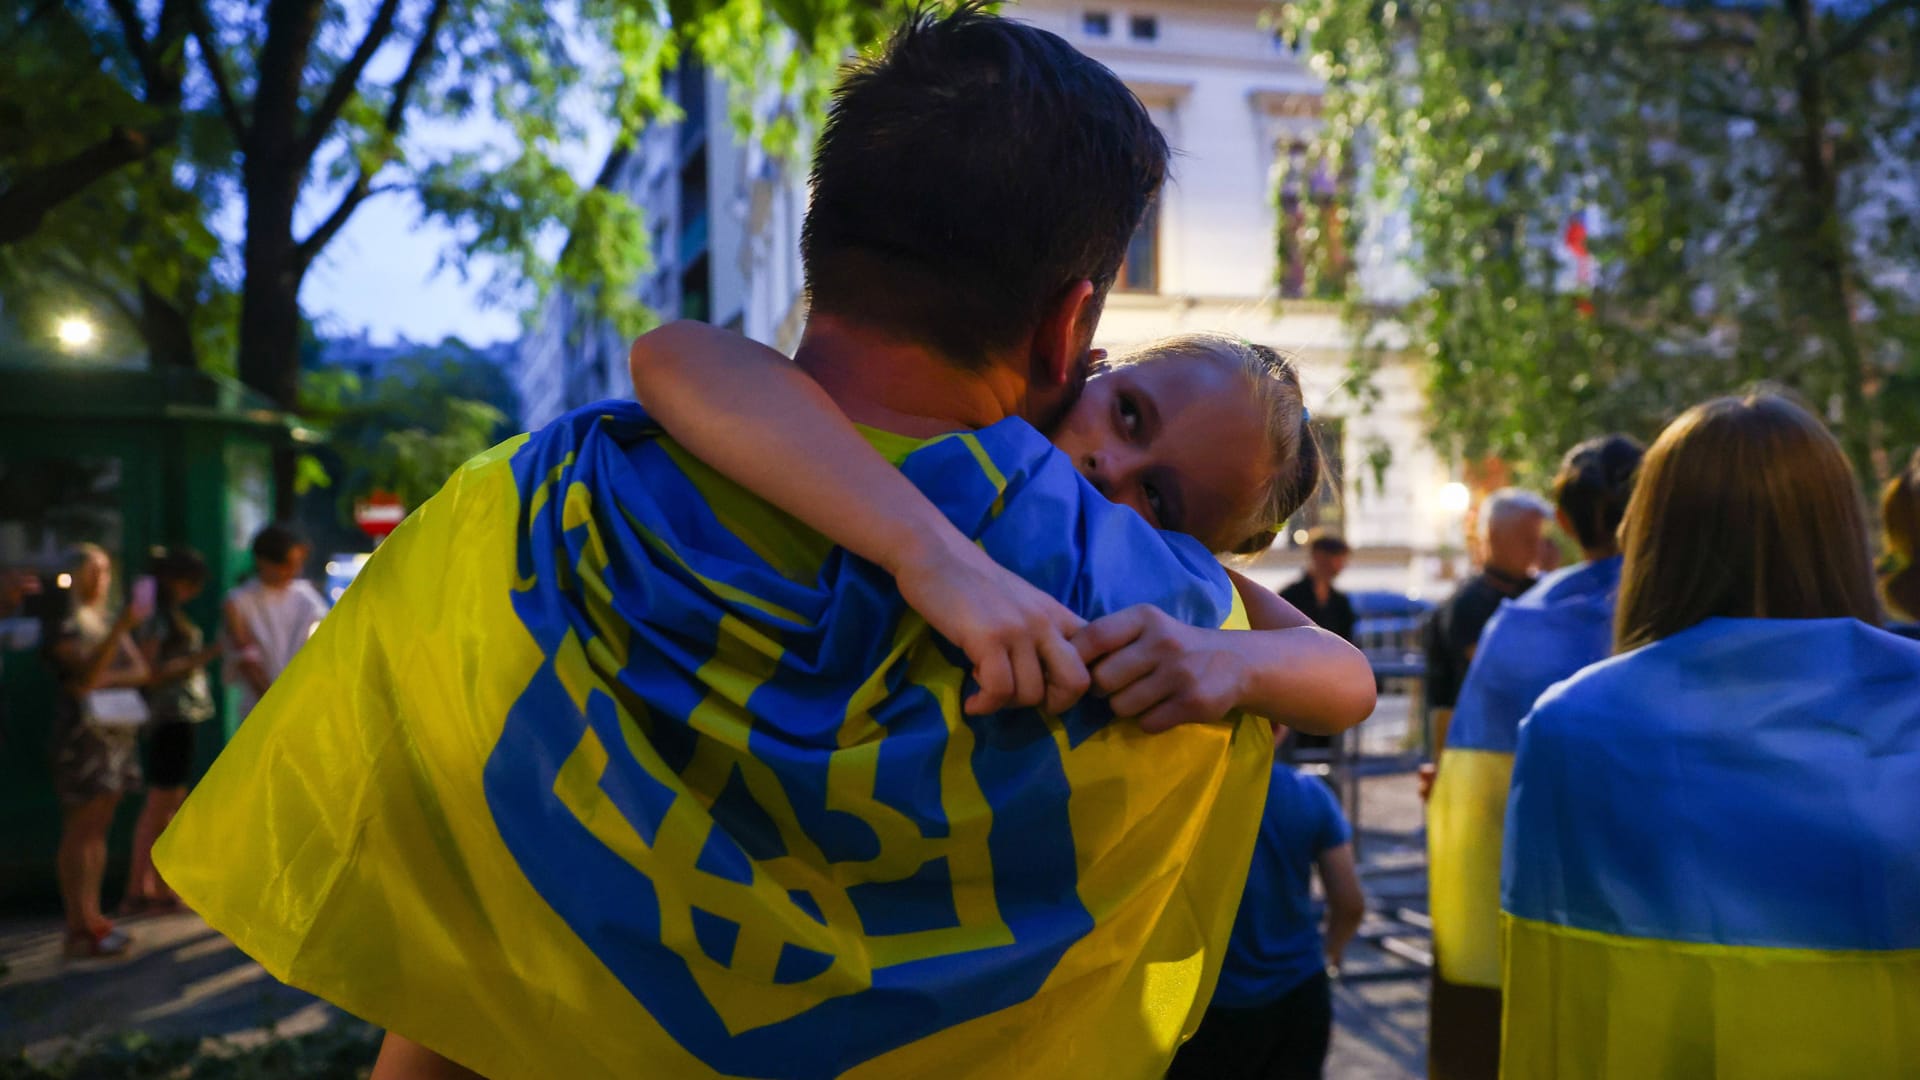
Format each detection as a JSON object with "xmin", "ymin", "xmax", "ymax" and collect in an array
[
  {"xmin": 122, "ymin": 548, "xmax": 222, "ymax": 916},
  {"xmin": 45, "ymin": 543, "xmax": 151, "ymax": 958}
]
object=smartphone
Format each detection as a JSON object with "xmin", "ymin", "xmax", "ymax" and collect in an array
[{"xmin": 130, "ymin": 575, "xmax": 157, "ymax": 620}]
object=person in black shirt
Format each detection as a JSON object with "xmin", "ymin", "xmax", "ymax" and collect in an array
[
  {"xmin": 1279, "ymin": 530, "xmax": 1356, "ymax": 644},
  {"xmin": 1422, "ymin": 488, "xmax": 1552, "ymax": 739},
  {"xmin": 1279, "ymin": 531, "xmax": 1358, "ymax": 755}
]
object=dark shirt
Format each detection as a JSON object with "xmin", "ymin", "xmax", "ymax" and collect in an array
[
  {"xmin": 1278, "ymin": 575, "xmax": 1356, "ymax": 645},
  {"xmin": 1888, "ymin": 622, "xmax": 1920, "ymax": 642},
  {"xmin": 1423, "ymin": 567, "xmax": 1536, "ymax": 710}
]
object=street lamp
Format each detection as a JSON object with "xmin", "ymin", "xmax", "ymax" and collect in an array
[
  {"xmin": 1437, "ymin": 481, "xmax": 1471, "ymax": 516},
  {"xmin": 55, "ymin": 315, "xmax": 97, "ymax": 353}
]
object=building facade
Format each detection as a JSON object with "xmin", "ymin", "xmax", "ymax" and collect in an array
[{"xmin": 517, "ymin": 0, "xmax": 1466, "ymax": 595}]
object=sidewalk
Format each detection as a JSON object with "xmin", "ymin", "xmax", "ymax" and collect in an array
[{"xmin": 1, "ymin": 769, "xmax": 1431, "ymax": 1078}]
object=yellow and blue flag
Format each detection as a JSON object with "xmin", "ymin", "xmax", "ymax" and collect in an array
[
  {"xmin": 1427, "ymin": 557, "xmax": 1618, "ymax": 990},
  {"xmin": 155, "ymin": 402, "xmax": 1270, "ymax": 1079},
  {"xmin": 1501, "ymin": 617, "xmax": 1920, "ymax": 1078}
]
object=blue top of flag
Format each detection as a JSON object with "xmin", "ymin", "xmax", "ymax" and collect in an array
[
  {"xmin": 1503, "ymin": 616, "xmax": 1920, "ymax": 951},
  {"xmin": 1446, "ymin": 556, "xmax": 1620, "ymax": 754}
]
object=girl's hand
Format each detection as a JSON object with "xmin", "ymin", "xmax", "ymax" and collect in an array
[
  {"xmin": 890, "ymin": 535, "xmax": 1091, "ymax": 716},
  {"xmin": 1072, "ymin": 605, "xmax": 1250, "ymax": 732}
]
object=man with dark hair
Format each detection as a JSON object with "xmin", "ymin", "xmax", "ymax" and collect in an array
[
  {"xmin": 1279, "ymin": 530, "xmax": 1356, "ymax": 646},
  {"xmin": 161, "ymin": 8, "xmax": 1275, "ymax": 1078}
]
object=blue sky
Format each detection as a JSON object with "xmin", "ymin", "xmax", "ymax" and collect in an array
[{"xmin": 302, "ymin": 194, "xmax": 524, "ymax": 347}]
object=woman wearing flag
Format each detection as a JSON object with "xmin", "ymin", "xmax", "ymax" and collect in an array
[
  {"xmin": 1501, "ymin": 391, "xmax": 1920, "ymax": 1078},
  {"xmin": 1424, "ymin": 433, "xmax": 1641, "ymax": 1080}
]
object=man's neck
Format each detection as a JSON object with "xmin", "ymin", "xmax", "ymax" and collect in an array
[{"xmin": 794, "ymin": 316, "xmax": 1024, "ymax": 438}]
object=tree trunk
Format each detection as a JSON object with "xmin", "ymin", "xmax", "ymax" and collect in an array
[
  {"xmin": 139, "ymin": 284, "xmax": 197, "ymax": 369},
  {"xmin": 1785, "ymin": 0, "xmax": 1886, "ymax": 492},
  {"xmin": 236, "ymin": 0, "xmax": 325, "ymax": 518}
]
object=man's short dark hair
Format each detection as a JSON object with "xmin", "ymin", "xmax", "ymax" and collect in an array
[
  {"xmin": 1308, "ymin": 530, "xmax": 1350, "ymax": 556},
  {"xmin": 251, "ymin": 524, "xmax": 308, "ymax": 565},
  {"xmin": 801, "ymin": 3, "xmax": 1169, "ymax": 368}
]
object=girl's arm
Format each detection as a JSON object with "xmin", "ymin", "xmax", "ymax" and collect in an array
[
  {"xmin": 1072, "ymin": 600, "xmax": 1377, "ymax": 735},
  {"xmin": 1228, "ymin": 568, "xmax": 1312, "ymax": 629},
  {"xmin": 630, "ymin": 320, "xmax": 1089, "ymax": 715}
]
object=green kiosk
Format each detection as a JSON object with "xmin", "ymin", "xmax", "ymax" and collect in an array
[{"xmin": 0, "ymin": 353, "xmax": 311, "ymax": 904}]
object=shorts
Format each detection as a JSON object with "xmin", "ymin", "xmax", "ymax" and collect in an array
[
  {"xmin": 51, "ymin": 703, "xmax": 143, "ymax": 806},
  {"xmin": 145, "ymin": 720, "xmax": 197, "ymax": 788}
]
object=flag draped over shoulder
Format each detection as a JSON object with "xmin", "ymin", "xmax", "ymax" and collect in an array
[
  {"xmin": 1426, "ymin": 557, "xmax": 1618, "ymax": 990},
  {"xmin": 155, "ymin": 402, "xmax": 1270, "ymax": 1080},
  {"xmin": 1502, "ymin": 617, "xmax": 1920, "ymax": 1079}
]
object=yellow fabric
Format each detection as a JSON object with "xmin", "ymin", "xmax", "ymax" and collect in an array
[
  {"xmin": 156, "ymin": 436, "xmax": 1270, "ymax": 1079},
  {"xmin": 1501, "ymin": 913, "xmax": 1920, "ymax": 1080},
  {"xmin": 1427, "ymin": 747, "xmax": 1514, "ymax": 989}
]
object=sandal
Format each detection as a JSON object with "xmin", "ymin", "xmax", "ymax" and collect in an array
[{"xmin": 63, "ymin": 926, "xmax": 133, "ymax": 959}]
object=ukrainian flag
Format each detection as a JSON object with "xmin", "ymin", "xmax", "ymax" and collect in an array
[
  {"xmin": 1502, "ymin": 617, "xmax": 1920, "ymax": 1079},
  {"xmin": 155, "ymin": 403, "xmax": 1270, "ymax": 1079},
  {"xmin": 1427, "ymin": 557, "xmax": 1618, "ymax": 991}
]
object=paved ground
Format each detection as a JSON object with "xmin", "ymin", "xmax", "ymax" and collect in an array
[{"xmin": 1, "ymin": 768, "xmax": 1432, "ymax": 1078}]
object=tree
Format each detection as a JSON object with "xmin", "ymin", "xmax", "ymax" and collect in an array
[
  {"xmin": 1284, "ymin": 0, "xmax": 1920, "ymax": 489},
  {"xmin": 3, "ymin": 0, "xmax": 936, "ymax": 507},
  {"xmin": 299, "ymin": 339, "xmax": 518, "ymax": 518}
]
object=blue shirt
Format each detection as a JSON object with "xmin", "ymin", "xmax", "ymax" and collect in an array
[{"xmin": 1212, "ymin": 765, "xmax": 1353, "ymax": 1008}]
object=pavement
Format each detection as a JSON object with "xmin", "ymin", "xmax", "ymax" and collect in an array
[{"xmin": 1, "ymin": 766, "xmax": 1433, "ymax": 1078}]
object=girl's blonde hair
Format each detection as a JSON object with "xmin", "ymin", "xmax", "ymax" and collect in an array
[
  {"xmin": 1881, "ymin": 450, "xmax": 1920, "ymax": 622},
  {"xmin": 1110, "ymin": 332, "xmax": 1323, "ymax": 555},
  {"xmin": 1615, "ymin": 390, "xmax": 1880, "ymax": 651}
]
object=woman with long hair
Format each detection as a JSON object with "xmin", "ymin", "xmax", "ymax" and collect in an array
[
  {"xmin": 45, "ymin": 543, "xmax": 151, "ymax": 957},
  {"xmin": 122, "ymin": 547, "xmax": 221, "ymax": 915},
  {"xmin": 1500, "ymin": 392, "xmax": 1919, "ymax": 1077}
]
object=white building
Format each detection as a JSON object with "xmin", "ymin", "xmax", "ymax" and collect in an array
[{"xmin": 517, "ymin": 0, "xmax": 1466, "ymax": 596}]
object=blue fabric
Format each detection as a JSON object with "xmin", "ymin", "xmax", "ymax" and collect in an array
[
  {"xmin": 1446, "ymin": 556, "xmax": 1620, "ymax": 754},
  {"xmin": 1212, "ymin": 766, "xmax": 1352, "ymax": 1008},
  {"xmin": 483, "ymin": 402, "xmax": 1240, "ymax": 1077},
  {"xmin": 1504, "ymin": 617, "xmax": 1920, "ymax": 951}
]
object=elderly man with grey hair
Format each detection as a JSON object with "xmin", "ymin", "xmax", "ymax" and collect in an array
[
  {"xmin": 1424, "ymin": 488, "xmax": 1554, "ymax": 740},
  {"xmin": 1418, "ymin": 486, "xmax": 1552, "ymax": 1080}
]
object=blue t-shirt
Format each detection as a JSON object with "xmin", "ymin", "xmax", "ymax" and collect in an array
[{"xmin": 1212, "ymin": 765, "xmax": 1353, "ymax": 1008}]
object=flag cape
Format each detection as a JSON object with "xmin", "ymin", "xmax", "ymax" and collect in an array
[
  {"xmin": 156, "ymin": 403, "xmax": 1270, "ymax": 1080},
  {"xmin": 1427, "ymin": 557, "xmax": 1618, "ymax": 989},
  {"xmin": 1501, "ymin": 617, "xmax": 1920, "ymax": 1078}
]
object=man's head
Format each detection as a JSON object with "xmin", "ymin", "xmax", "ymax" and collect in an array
[
  {"xmin": 801, "ymin": 3, "xmax": 1169, "ymax": 431},
  {"xmin": 1476, "ymin": 489, "xmax": 1552, "ymax": 579},
  {"xmin": 1307, "ymin": 530, "xmax": 1351, "ymax": 582},
  {"xmin": 251, "ymin": 524, "xmax": 311, "ymax": 589}
]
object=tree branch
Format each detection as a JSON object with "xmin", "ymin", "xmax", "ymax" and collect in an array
[
  {"xmin": 292, "ymin": 0, "xmax": 451, "ymax": 270},
  {"xmin": 185, "ymin": 0, "xmax": 248, "ymax": 142},
  {"xmin": 296, "ymin": 0, "xmax": 407, "ymax": 165},
  {"xmin": 0, "ymin": 128, "xmax": 159, "ymax": 246},
  {"xmin": 1824, "ymin": 0, "xmax": 1920, "ymax": 60},
  {"xmin": 103, "ymin": 0, "xmax": 159, "ymax": 89}
]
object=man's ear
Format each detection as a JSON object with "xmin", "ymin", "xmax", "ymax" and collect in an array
[{"xmin": 1030, "ymin": 279, "xmax": 1098, "ymax": 390}]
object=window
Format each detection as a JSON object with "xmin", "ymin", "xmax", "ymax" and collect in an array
[
  {"xmin": 1083, "ymin": 11, "xmax": 1111, "ymax": 36},
  {"xmin": 1276, "ymin": 140, "xmax": 1353, "ymax": 300},
  {"xmin": 1285, "ymin": 417, "xmax": 1345, "ymax": 546},
  {"xmin": 1129, "ymin": 14, "xmax": 1158, "ymax": 41},
  {"xmin": 1118, "ymin": 198, "xmax": 1159, "ymax": 293}
]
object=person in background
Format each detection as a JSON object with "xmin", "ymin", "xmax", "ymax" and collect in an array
[
  {"xmin": 1501, "ymin": 392, "xmax": 1919, "ymax": 1078},
  {"xmin": 1881, "ymin": 449, "xmax": 1920, "ymax": 638},
  {"xmin": 1279, "ymin": 531, "xmax": 1358, "ymax": 755},
  {"xmin": 1419, "ymin": 489, "xmax": 1551, "ymax": 789},
  {"xmin": 1167, "ymin": 727, "xmax": 1365, "ymax": 1080},
  {"xmin": 122, "ymin": 548, "xmax": 221, "ymax": 916},
  {"xmin": 1424, "ymin": 434, "xmax": 1644, "ymax": 1080},
  {"xmin": 1280, "ymin": 530, "xmax": 1356, "ymax": 645},
  {"xmin": 1, "ymin": 567, "xmax": 45, "ymax": 748},
  {"xmin": 46, "ymin": 543, "xmax": 151, "ymax": 958},
  {"xmin": 223, "ymin": 524, "xmax": 327, "ymax": 719}
]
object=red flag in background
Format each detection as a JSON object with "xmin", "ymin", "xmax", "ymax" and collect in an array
[{"xmin": 1565, "ymin": 213, "xmax": 1594, "ymax": 316}]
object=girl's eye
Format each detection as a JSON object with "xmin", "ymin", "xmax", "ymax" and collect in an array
[
  {"xmin": 1143, "ymin": 482, "xmax": 1165, "ymax": 523},
  {"xmin": 1118, "ymin": 394, "xmax": 1141, "ymax": 435}
]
